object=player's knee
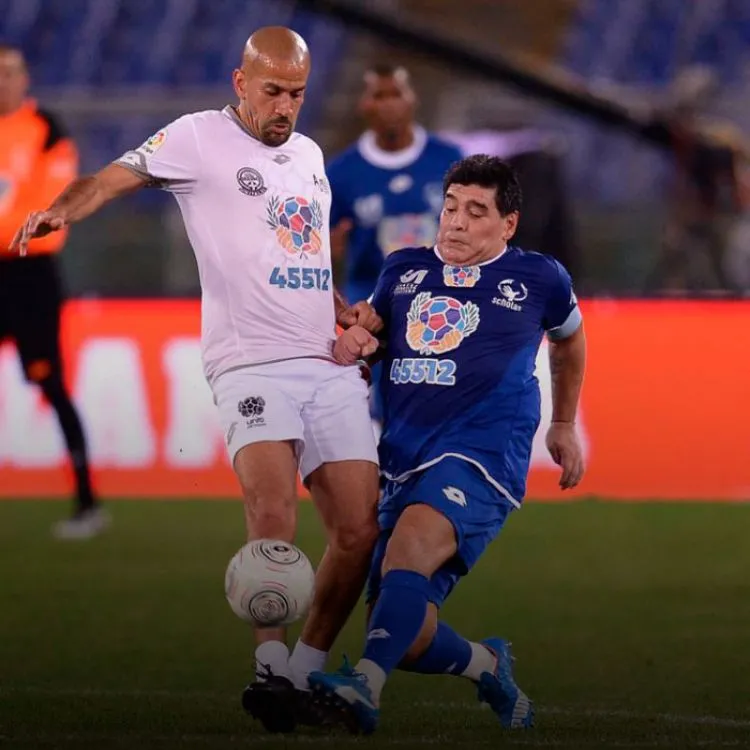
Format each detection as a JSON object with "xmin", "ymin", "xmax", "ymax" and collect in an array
[
  {"xmin": 36, "ymin": 370, "xmax": 71, "ymax": 411},
  {"xmin": 383, "ymin": 504, "xmax": 457, "ymax": 576},
  {"xmin": 245, "ymin": 503, "xmax": 296, "ymax": 541},
  {"xmin": 241, "ymin": 485, "xmax": 297, "ymax": 541},
  {"xmin": 329, "ymin": 512, "xmax": 378, "ymax": 558}
]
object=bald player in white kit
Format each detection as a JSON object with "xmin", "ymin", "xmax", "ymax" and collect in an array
[{"xmin": 11, "ymin": 27, "xmax": 381, "ymax": 733}]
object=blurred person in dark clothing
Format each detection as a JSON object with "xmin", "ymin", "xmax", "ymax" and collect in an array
[
  {"xmin": 646, "ymin": 66, "xmax": 750, "ymax": 294},
  {"xmin": 0, "ymin": 45, "xmax": 106, "ymax": 539}
]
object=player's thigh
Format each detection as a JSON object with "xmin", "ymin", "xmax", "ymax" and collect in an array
[
  {"xmin": 386, "ymin": 459, "xmax": 516, "ymax": 607},
  {"xmin": 299, "ymin": 362, "xmax": 378, "ymax": 482},
  {"xmin": 213, "ymin": 365, "xmax": 305, "ymax": 505}
]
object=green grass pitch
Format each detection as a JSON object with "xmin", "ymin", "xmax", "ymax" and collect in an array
[{"xmin": 1, "ymin": 499, "xmax": 749, "ymax": 749}]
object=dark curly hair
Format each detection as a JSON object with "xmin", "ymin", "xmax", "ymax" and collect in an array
[{"xmin": 443, "ymin": 155, "xmax": 522, "ymax": 217}]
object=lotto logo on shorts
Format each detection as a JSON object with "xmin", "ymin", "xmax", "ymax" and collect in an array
[{"xmin": 238, "ymin": 396, "xmax": 266, "ymax": 428}]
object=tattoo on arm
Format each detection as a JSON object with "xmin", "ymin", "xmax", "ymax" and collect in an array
[
  {"xmin": 48, "ymin": 176, "xmax": 101, "ymax": 221},
  {"xmin": 549, "ymin": 329, "xmax": 586, "ymax": 423}
]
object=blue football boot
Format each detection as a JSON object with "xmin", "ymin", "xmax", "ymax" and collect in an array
[
  {"xmin": 308, "ymin": 658, "xmax": 379, "ymax": 735},
  {"xmin": 476, "ymin": 638, "xmax": 534, "ymax": 729}
]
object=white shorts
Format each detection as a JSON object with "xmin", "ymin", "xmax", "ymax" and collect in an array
[{"xmin": 213, "ymin": 358, "xmax": 378, "ymax": 480}]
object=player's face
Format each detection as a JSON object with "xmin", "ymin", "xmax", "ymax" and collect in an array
[
  {"xmin": 360, "ymin": 72, "xmax": 415, "ymax": 138},
  {"xmin": 235, "ymin": 60, "xmax": 308, "ymax": 147},
  {"xmin": 0, "ymin": 50, "xmax": 29, "ymax": 115},
  {"xmin": 437, "ymin": 184, "xmax": 519, "ymax": 265}
]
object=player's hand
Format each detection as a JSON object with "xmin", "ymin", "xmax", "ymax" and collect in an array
[
  {"xmin": 9, "ymin": 211, "xmax": 66, "ymax": 256},
  {"xmin": 545, "ymin": 421, "xmax": 584, "ymax": 490},
  {"xmin": 330, "ymin": 218, "xmax": 353, "ymax": 261},
  {"xmin": 333, "ymin": 325, "xmax": 379, "ymax": 366},
  {"xmin": 338, "ymin": 301, "xmax": 384, "ymax": 334}
]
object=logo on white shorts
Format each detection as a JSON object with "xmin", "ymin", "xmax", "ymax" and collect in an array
[
  {"xmin": 443, "ymin": 486, "xmax": 467, "ymax": 507},
  {"xmin": 238, "ymin": 396, "xmax": 266, "ymax": 428},
  {"xmin": 226, "ymin": 421, "xmax": 238, "ymax": 446}
]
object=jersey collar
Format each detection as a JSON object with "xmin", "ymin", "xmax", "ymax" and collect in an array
[
  {"xmin": 357, "ymin": 125, "xmax": 428, "ymax": 170},
  {"xmin": 433, "ymin": 243, "xmax": 509, "ymax": 267}
]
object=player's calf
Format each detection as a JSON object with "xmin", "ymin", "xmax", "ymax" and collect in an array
[
  {"xmin": 292, "ymin": 459, "xmax": 379, "ymax": 683},
  {"xmin": 310, "ymin": 504, "xmax": 457, "ymax": 732},
  {"xmin": 233, "ymin": 441, "xmax": 300, "ymax": 730}
]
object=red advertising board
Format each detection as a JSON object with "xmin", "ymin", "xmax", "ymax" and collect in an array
[{"xmin": 1, "ymin": 300, "xmax": 748, "ymax": 500}]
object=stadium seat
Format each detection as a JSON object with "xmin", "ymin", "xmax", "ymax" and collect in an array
[{"xmin": 0, "ymin": 0, "xmax": 347, "ymax": 180}]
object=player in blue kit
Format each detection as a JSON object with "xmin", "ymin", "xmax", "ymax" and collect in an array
[
  {"xmin": 308, "ymin": 155, "xmax": 586, "ymax": 734},
  {"xmin": 327, "ymin": 63, "xmax": 463, "ymax": 429}
]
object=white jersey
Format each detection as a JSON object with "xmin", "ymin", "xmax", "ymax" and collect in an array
[{"xmin": 115, "ymin": 106, "xmax": 336, "ymax": 385}]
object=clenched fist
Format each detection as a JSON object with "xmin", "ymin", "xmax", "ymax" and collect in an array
[{"xmin": 333, "ymin": 325, "xmax": 379, "ymax": 366}]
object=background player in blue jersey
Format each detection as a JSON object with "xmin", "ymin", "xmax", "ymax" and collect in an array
[
  {"xmin": 309, "ymin": 155, "xmax": 586, "ymax": 735},
  {"xmin": 326, "ymin": 63, "xmax": 463, "ymax": 429}
]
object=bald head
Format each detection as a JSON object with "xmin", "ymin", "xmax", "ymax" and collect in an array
[
  {"xmin": 233, "ymin": 27, "xmax": 311, "ymax": 146},
  {"xmin": 242, "ymin": 27, "xmax": 310, "ymax": 75}
]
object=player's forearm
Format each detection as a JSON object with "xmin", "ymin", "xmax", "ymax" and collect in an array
[
  {"xmin": 47, "ymin": 164, "xmax": 145, "ymax": 225},
  {"xmin": 548, "ymin": 325, "xmax": 586, "ymax": 423},
  {"xmin": 47, "ymin": 175, "xmax": 110, "ymax": 224},
  {"xmin": 333, "ymin": 286, "xmax": 349, "ymax": 323}
]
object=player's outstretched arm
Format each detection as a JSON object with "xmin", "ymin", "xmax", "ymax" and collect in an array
[
  {"xmin": 546, "ymin": 325, "xmax": 586, "ymax": 490},
  {"xmin": 9, "ymin": 163, "xmax": 146, "ymax": 256}
]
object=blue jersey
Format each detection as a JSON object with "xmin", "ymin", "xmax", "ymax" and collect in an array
[
  {"xmin": 371, "ymin": 245, "xmax": 581, "ymax": 506},
  {"xmin": 327, "ymin": 127, "xmax": 463, "ymax": 304}
]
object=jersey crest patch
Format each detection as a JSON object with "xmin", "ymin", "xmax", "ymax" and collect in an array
[
  {"xmin": 266, "ymin": 195, "xmax": 323, "ymax": 258},
  {"xmin": 443, "ymin": 264, "xmax": 481, "ymax": 288},
  {"xmin": 406, "ymin": 292, "xmax": 480, "ymax": 355}
]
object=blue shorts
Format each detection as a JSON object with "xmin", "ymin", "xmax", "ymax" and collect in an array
[{"xmin": 366, "ymin": 457, "xmax": 515, "ymax": 607}]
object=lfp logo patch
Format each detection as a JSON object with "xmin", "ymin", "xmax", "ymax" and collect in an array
[
  {"xmin": 142, "ymin": 129, "xmax": 167, "ymax": 154},
  {"xmin": 267, "ymin": 195, "xmax": 323, "ymax": 257},
  {"xmin": 443, "ymin": 264, "xmax": 481, "ymax": 288},
  {"xmin": 406, "ymin": 292, "xmax": 479, "ymax": 355}
]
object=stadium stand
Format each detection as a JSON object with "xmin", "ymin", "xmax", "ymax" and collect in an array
[
  {"xmin": 557, "ymin": 0, "xmax": 750, "ymax": 205},
  {"xmin": 0, "ymin": 0, "xmax": 346, "ymax": 173}
]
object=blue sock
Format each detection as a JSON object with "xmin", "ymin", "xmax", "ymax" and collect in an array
[
  {"xmin": 361, "ymin": 569, "xmax": 431, "ymax": 676},
  {"xmin": 401, "ymin": 621, "xmax": 472, "ymax": 675}
]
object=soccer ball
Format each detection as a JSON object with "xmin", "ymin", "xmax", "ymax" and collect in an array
[{"xmin": 224, "ymin": 539, "xmax": 315, "ymax": 627}]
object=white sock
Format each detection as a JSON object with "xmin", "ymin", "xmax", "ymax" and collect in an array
[
  {"xmin": 354, "ymin": 658, "xmax": 387, "ymax": 707},
  {"xmin": 288, "ymin": 639, "xmax": 328, "ymax": 691},
  {"xmin": 255, "ymin": 640, "xmax": 292, "ymax": 681},
  {"xmin": 460, "ymin": 642, "xmax": 497, "ymax": 682}
]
